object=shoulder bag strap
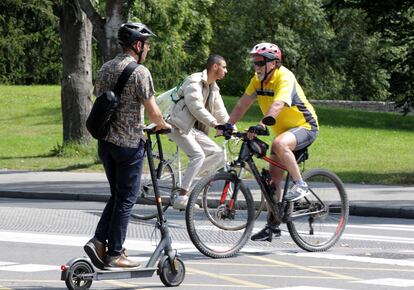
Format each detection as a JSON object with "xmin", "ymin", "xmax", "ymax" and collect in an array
[{"xmin": 113, "ymin": 61, "xmax": 139, "ymax": 97}]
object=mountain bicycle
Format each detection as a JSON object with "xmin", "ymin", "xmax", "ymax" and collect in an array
[{"xmin": 185, "ymin": 120, "xmax": 349, "ymax": 258}]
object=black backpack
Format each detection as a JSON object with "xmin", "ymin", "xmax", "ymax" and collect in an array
[{"xmin": 86, "ymin": 61, "xmax": 138, "ymax": 139}]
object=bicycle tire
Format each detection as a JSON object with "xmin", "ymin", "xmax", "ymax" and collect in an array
[
  {"xmin": 131, "ymin": 153, "xmax": 176, "ymax": 220},
  {"xmin": 287, "ymin": 168, "xmax": 349, "ymax": 252},
  {"xmin": 186, "ymin": 172, "xmax": 255, "ymax": 258},
  {"xmin": 253, "ymin": 189, "xmax": 266, "ymax": 220}
]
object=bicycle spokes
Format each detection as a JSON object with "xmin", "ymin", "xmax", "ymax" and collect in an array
[
  {"xmin": 286, "ymin": 169, "xmax": 349, "ymax": 252},
  {"xmin": 186, "ymin": 172, "xmax": 255, "ymax": 258}
]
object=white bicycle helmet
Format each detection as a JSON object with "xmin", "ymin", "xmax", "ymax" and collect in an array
[{"xmin": 250, "ymin": 42, "xmax": 282, "ymax": 63}]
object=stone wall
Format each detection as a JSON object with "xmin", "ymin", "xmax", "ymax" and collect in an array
[{"xmin": 311, "ymin": 100, "xmax": 397, "ymax": 112}]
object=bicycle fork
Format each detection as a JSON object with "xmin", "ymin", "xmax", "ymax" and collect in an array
[{"xmin": 218, "ymin": 171, "xmax": 243, "ymax": 218}]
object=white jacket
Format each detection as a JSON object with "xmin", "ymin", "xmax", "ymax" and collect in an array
[{"xmin": 168, "ymin": 69, "xmax": 229, "ymax": 135}]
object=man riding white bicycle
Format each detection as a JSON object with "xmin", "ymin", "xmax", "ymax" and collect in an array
[
  {"xmin": 167, "ymin": 55, "xmax": 230, "ymax": 210},
  {"xmin": 225, "ymin": 42, "xmax": 319, "ymax": 242}
]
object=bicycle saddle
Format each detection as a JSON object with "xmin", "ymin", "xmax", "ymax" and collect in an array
[{"xmin": 294, "ymin": 147, "xmax": 309, "ymax": 163}]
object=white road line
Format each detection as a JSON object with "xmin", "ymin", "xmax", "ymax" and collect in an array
[
  {"xmin": 252, "ymin": 226, "xmax": 414, "ymax": 245},
  {"xmin": 352, "ymin": 278, "xmax": 414, "ymax": 287},
  {"xmin": 341, "ymin": 233, "xmax": 414, "ymax": 244},
  {"xmin": 0, "ymin": 263, "xmax": 15, "ymax": 266},
  {"xmin": 0, "ymin": 230, "xmax": 194, "ymax": 253},
  {"xmin": 0, "ymin": 230, "xmax": 270, "ymax": 255},
  {"xmin": 280, "ymin": 252, "xmax": 414, "ymax": 267},
  {"xmin": 346, "ymin": 224, "xmax": 414, "ymax": 232},
  {"xmin": 0, "ymin": 264, "xmax": 56, "ymax": 272},
  {"xmin": 265, "ymin": 287, "xmax": 348, "ymax": 290}
]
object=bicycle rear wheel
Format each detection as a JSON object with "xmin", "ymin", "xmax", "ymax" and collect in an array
[
  {"xmin": 287, "ymin": 168, "xmax": 349, "ymax": 252},
  {"xmin": 186, "ymin": 172, "xmax": 255, "ymax": 258},
  {"xmin": 131, "ymin": 153, "xmax": 176, "ymax": 220}
]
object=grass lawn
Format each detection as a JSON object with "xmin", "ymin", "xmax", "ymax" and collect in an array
[{"xmin": 0, "ymin": 85, "xmax": 413, "ymax": 185}]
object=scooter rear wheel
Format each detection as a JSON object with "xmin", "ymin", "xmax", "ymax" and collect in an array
[
  {"xmin": 65, "ymin": 260, "xmax": 93, "ymax": 290},
  {"xmin": 158, "ymin": 256, "xmax": 185, "ymax": 287}
]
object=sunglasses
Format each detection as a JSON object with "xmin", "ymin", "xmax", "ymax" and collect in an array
[{"xmin": 253, "ymin": 60, "xmax": 268, "ymax": 67}]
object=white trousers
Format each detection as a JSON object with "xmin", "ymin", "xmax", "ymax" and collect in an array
[{"xmin": 168, "ymin": 128, "xmax": 224, "ymax": 191}]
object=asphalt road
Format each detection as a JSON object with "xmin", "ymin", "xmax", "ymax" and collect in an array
[{"xmin": 0, "ymin": 198, "xmax": 413, "ymax": 290}]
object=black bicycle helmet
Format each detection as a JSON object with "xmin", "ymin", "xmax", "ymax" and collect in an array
[{"xmin": 118, "ymin": 22, "xmax": 156, "ymax": 47}]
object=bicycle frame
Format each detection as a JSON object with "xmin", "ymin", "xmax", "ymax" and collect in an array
[
  {"xmin": 158, "ymin": 137, "xmax": 235, "ymax": 190},
  {"xmin": 225, "ymin": 133, "xmax": 309, "ymax": 223},
  {"xmin": 152, "ymin": 134, "xmax": 181, "ymax": 189}
]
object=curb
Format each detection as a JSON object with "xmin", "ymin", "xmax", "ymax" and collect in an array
[
  {"xmin": 0, "ymin": 191, "xmax": 109, "ymax": 202},
  {"xmin": 349, "ymin": 204, "xmax": 414, "ymax": 219},
  {"xmin": 1, "ymin": 190, "xmax": 413, "ymax": 219}
]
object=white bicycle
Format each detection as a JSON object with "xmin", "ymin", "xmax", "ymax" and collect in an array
[{"xmin": 131, "ymin": 135, "xmax": 266, "ymax": 220}]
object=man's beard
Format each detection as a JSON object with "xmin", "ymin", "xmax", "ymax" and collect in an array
[{"xmin": 257, "ymin": 72, "xmax": 266, "ymax": 81}]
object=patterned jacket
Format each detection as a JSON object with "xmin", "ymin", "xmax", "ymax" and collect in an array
[{"xmin": 95, "ymin": 54, "xmax": 155, "ymax": 148}]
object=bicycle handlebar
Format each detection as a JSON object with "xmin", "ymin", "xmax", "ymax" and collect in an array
[
  {"xmin": 144, "ymin": 123, "xmax": 172, "ymax": 135},
  {"xmin": 216, "ymin": 124, "xmax": 269, "ymax": 139}
]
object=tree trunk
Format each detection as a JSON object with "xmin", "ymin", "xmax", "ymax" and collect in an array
[
  {"xmin": 60, "ymin": 0, "xmax": 93, "ymax": 144},
  {"xmin": 78, "ymin": 0, "xmax": 127, "ymax": 61},
  {"xmin": 104, "ymin": 0, "xmax": 127, "ymax": 60}
]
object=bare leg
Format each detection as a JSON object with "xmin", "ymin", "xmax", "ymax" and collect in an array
[{"xmin": 271, "ymin": 131, "xmax": 302, "ymax": 182}]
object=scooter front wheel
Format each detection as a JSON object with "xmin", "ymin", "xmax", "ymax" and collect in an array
[
  {"xmin": 158, "ymin": 256, "xmax": 185, "ymax": 287},
  {"xmin": 65, "ymin": 260, "xmax": 94, "ymax": 290}
]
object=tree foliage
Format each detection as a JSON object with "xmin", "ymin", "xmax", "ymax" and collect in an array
[
  {"xmin": 0, "ymin": 0, "xmax": 61, "ymax": 84},
  {"xmin": 325, "ymin": 0, "xmax": 414, "ymax": 112},
  {"xmin": 78, "ymin": 0, "xmax": 213, "ymax": 90},
  {"xmin": 0, "ymin": 0, "xmax": 412, "ymax": 113},
  {"xmin": 209, "ymin": 0, "xmax": 391, "ymax": 102},
  {"xmin": 126, "ymin": 0, "xmax": 213, "ymax": 89}
]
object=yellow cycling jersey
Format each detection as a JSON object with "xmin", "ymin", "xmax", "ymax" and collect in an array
[{"xmin": 245, "ymin": 66, "xmax": 319, "ymax": 135}]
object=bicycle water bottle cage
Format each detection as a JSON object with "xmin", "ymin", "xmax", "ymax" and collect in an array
[
  {"xmin": 248, "ymin": 138, "xmax": 269, "ymax": 158},
  {"xmin": 261, "ymin": 168, "xmax": 272, "ymax": 187}
]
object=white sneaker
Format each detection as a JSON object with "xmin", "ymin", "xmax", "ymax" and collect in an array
[
  {"xmin": 285, "ymin": 183, "xmax": 310, "ymax": 202},
  {"xmin": 172, "ymin": 195, "xmax": 200, "ymax": 210}
]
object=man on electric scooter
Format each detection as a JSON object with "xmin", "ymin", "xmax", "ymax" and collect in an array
[
  {"xmin": 225, "ymin": 43, "xmax": 319, "ymax": 242},
  {"xmin": 84, "ymin": 23, "xmax": 170, "ymax": 268}
]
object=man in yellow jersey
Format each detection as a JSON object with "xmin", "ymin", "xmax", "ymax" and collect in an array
[{"xmin": 226, "ymin": 42, "xmax": 319, "ymax": 242}]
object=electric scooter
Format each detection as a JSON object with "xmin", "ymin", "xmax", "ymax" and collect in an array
[{"xmin": 61, "ymin": 125, "xmax": 185, "ymax": 289}]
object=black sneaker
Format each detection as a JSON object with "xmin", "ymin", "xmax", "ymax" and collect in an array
[{"xmin": 251, "ymin": 225, "xmax": 281, "ymax": 242}]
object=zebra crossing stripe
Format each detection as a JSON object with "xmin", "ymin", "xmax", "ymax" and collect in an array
[
  {"xmin": 0, "ymin": 263, "xmax": 56, "ymax": 272},
  {"xmin": 352, "ymin": 278, "xmax": 414, "ymax": 287}
]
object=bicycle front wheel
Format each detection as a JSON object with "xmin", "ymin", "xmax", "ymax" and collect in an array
[
  {"xmin": 287, "ymin": 168, "xmax": 349, "ymax": 252},
  {"xmin": 131, "ymin": 153, "xmax": 176, "ymax": 220},
  {"xmin": 186, "ymin": 172, "xmax": 255, "ymax": 258},
  {"xmin": 231, "ymin": 164, "xmax": 266, "ymax": 220}
]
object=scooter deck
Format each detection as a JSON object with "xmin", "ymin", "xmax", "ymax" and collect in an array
[{"xmin": 95, "ymin": 266, "xmax": 158, "ymax": 280}]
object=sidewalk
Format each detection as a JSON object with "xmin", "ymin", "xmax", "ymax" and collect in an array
[{"xmin": 0, "ymin": 170, "xmax": 413, "ymax": 219}]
